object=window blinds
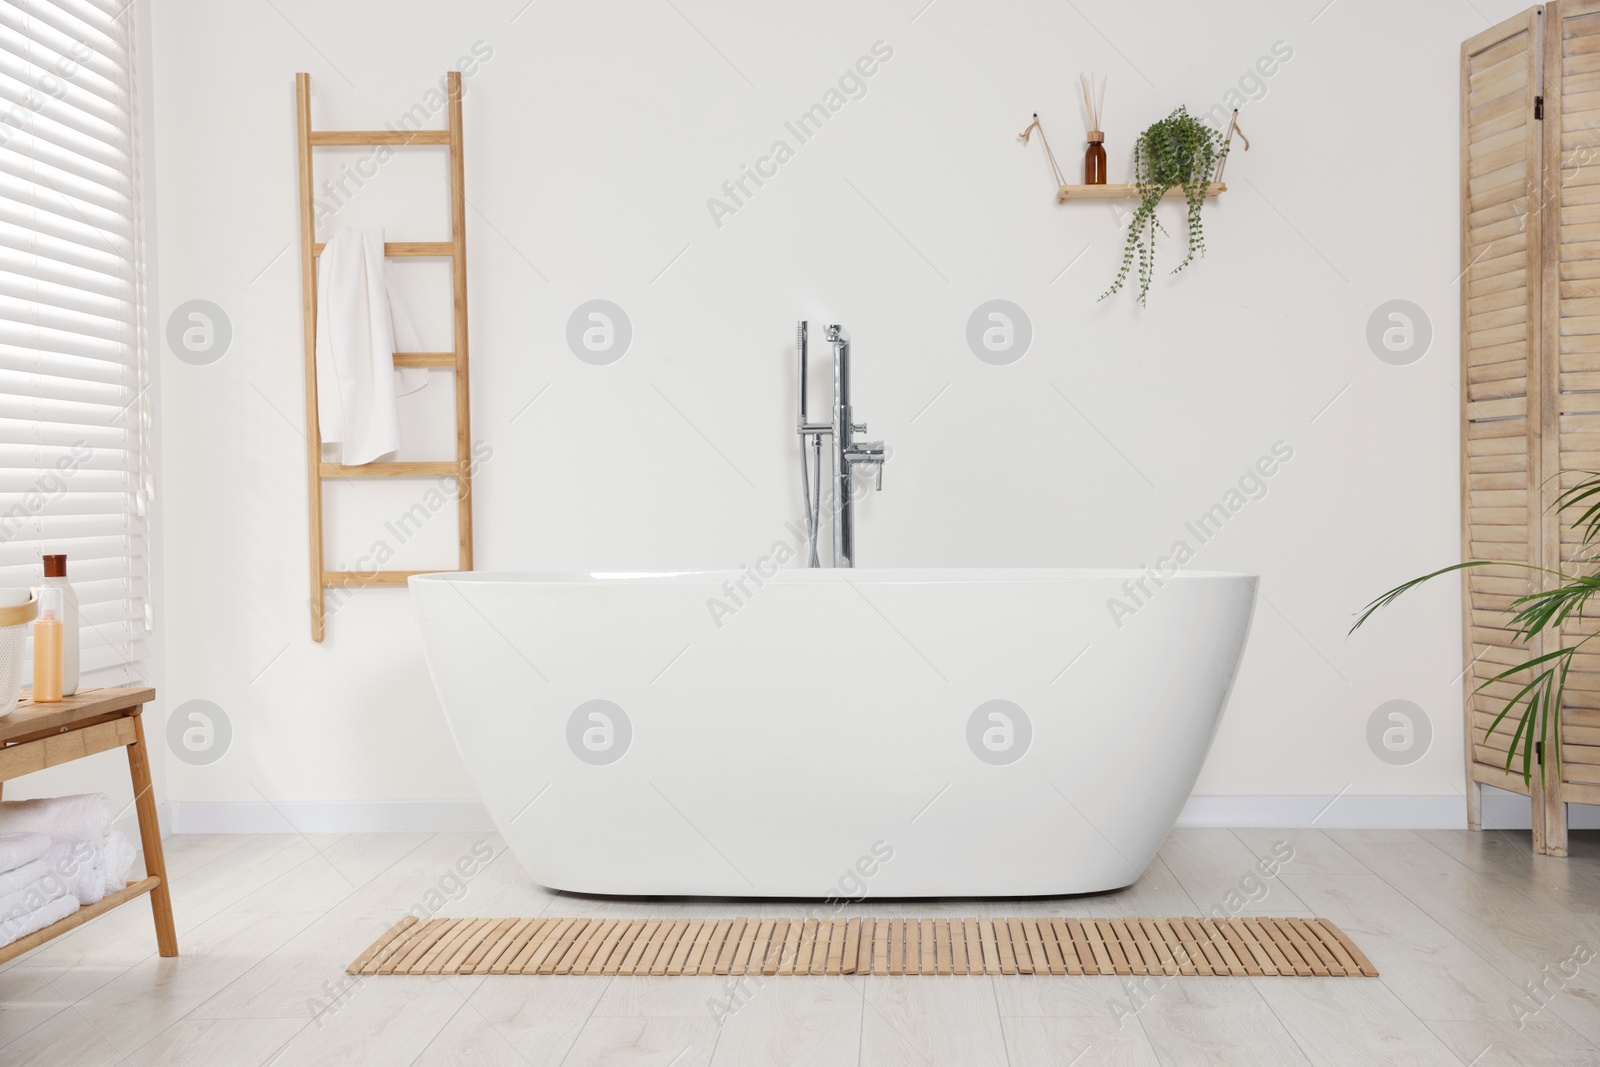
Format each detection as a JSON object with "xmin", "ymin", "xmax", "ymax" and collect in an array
[{"xmin": 0, "ymin": 0, "xmax": 148, "ymax": 683}]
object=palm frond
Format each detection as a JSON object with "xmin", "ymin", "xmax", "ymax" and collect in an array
[
  {"xmin": 1353, "ymin": 469, "xmax": 1600, "ymax": 785},
  {"xmin": 1348, "ymin": 560, "xmax": 1559, "ymax": 636}
]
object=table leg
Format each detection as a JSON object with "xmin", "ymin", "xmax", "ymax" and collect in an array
[{"xmin": 126, "ymin": 709, "xmax": 177, "ymax": 956}]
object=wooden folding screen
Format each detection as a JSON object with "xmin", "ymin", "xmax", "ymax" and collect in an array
[{"xmin": 1463, "ymin": 1, "xmax": 1600, "ymax": 855}]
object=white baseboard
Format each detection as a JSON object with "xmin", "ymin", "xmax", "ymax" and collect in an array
[
  {"xmin": 167, "ymin": 793, "xmax": 1599, "ymax": 835},
  {"xmin": 1176, "ymin": 790, "xmax": 1600, "ymax": 830}
]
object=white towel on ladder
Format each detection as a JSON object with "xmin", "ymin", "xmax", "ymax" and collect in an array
[{"xmin": 315, "ymin": 228, "xmax": 429, "ymax": 466}]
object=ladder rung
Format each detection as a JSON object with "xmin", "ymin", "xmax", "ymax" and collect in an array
[
  {"xmin": 312, "ymin": 241, "xmax": 454, "ymax": 258},
  {"xmin": 323, "ymin": 570, "xmax": 444, "ymax": 588},
  {"xmin": 308, "ymin": 130, "xmax": 450, "ymax": 146},
  {"xmin": 320, "ymin": 461, "xmax": 458, "ymax": 478},
  {"xmin": 393, "ymin": 352, "xmax": 455, "ymax": 367}
]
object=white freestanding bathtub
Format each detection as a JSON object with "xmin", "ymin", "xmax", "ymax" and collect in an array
[{"xmin": 410, "ymin": 569, "xmax": 1256, "ymax": 898}]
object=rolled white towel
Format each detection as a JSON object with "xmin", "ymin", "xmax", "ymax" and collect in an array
[
  {"xmin": 0, "ymin": 891, "xmax": 77, "ymax": 947},
  {"xmin": 103, "ymin": 830, "xmax": 136, "ymax": 894},
  {"xmin": 0, "ymin": 794, "xmax": 111, "ymax": 842},
  {"xmin": 0, "ymin": 874, "xmax": 74, "ymax": 935},
  {"xmin": 0, "ymin": 831, "xmax": 51, "ymax": 873},
  {"xmin": 41, "ymin": 839, "xmax": 104, "ymax": 906},
  {"xmin": 0, "ymin": 858, "xmax": 48, "ymax": 896}
]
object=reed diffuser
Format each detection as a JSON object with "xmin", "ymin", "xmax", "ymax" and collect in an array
[{"xmin": 1080, "ymin": 72, "xmax": 1107, "ymax": 184}]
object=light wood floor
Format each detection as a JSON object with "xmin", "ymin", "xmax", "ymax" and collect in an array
[{"xmin": 0, "ymin": 827, "xmax": 1595, "ymax": 1066}]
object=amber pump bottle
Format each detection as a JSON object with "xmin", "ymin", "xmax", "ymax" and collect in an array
[
  {"xmin": 32, "ymin": 586, "xmax": 63, "ymax": 703},
  {"xmin": 1085, "ymin": 131, "xmax": 1106, "ymax": 184}
]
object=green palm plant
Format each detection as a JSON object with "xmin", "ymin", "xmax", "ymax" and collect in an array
[{"xmin": 1350, "ymin": 472, "xmax": 1600, "ymax": 785}]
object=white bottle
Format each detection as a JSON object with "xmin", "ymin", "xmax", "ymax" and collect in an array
[{"xmin": 42, "ymin": 555, "xmax": 77, "ymax": 696}]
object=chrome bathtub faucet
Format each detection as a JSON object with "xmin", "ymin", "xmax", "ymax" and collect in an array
[{"xmin": 796, "ymin": 321, "xmax": 886, "ymax": 568}]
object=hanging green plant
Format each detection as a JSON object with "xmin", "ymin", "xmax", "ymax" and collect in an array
[{"xmin": 1102, "ymin": 106, "xmax": 1229, "ymax": 306}]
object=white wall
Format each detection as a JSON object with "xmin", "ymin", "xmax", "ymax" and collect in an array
[{"xmin": 145, "ymin": 0, "xmax": 1565, "ymax": 830}]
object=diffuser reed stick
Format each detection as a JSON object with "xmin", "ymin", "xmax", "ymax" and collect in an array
[{"xmin": 1078, "ymin": 72, "xmax": 1106, "ymax": 131}]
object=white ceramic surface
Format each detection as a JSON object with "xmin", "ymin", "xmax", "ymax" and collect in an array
[{"xmin": 410, "ymin": 569, "xmax": 1258, "ymax": 897}]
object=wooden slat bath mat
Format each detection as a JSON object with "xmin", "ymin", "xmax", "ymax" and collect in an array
[{"xmin": 347, "ymin": 916, "xmax": 1377, "ymax": 978}]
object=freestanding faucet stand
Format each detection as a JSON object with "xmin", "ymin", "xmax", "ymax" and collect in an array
[{"xmin": 796, "ymin": 322, "xmax": 886, "ymax": 567}]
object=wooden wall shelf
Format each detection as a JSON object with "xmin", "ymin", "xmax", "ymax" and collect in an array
[{"xmin": 1056, "ymin": 182, "xmax": 1226, "ymax": 203}]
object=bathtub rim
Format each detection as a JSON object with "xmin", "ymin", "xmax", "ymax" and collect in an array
[{"xmin": 409, "ymin": 568, "xmax": 1261, "ymax": 585}]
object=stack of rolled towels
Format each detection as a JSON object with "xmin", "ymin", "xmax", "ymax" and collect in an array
[{"xmin": 0, "ymin": 794, "xmax": 138, "ymax": 948}]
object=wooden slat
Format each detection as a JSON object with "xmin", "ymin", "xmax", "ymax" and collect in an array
[
  {"xmin": 0, "ymin": 717, "xmax": 135, "ymax": 781},
  {"xmin": 447, "ymin": 70, "xmax": 475, "ymax": 574},
  {"xmin": 502, "ymin": 919, "xmax": 555, "ymax": 975},
  {"xmin": 934, "ymin": 919, "xmax": 953, "ymax": 976},
  {"xmin": 776, "ymin": 919, "xmax": 802, "ymax": 976},
  {"xmin": 613, "ymin": 919, "xmax": 658, "ymax": 977},
  {"xmin": 1226, "ymin": 918, "xmax": 1278, "ymax": 976},
  {"xmin": 794, "ymin": 920, "xmax": 818, "ymax": 977},
  {"xmin": 759, "ymin": 919, "xmax": 788, "ymax": 977},
  {"xmin": 311, "ymin": 240, "xmax": 454, "ymax": 257},
  {"xmin": 1043, "ymin": 920, "xmax": 1075, "ymax": 976},
  {"xmin": 664, "ymin": 919, "xmax": 703, "ymax": 976},
  {"xmin": 439, "ymin": 918, "xmax": 497, "ymax": 975},
  {"xmin": 956, "ymin": 918, "xmax": 977, "ymax": 976},
  {"xmin": 587, "ymin": 918, "xmax": 633, "ymax": 976},
  {"xmin": 539, "ymin": 918, "xmax": 590, "ymax": 975},
  {"xmin": 392, "ymin": 352, "xmax": 457, "ymax": 367},
  {"xmin": 460, "ymin": 918, "xmax": 517, "ymax": 974},
  {"xmin": 649, "ymin": 919, "xmax": 690, "ymax": 976},
  {"xmin": 348, "ymin": 916, "xmax": 418, "ymax": 975},
  {"xmin": 1025, "ymin": 919, "xmax": 1054, "ymax": 975},
  {"xmin": 321, "ymin": 570, "xmax": 444, "ymax": 588},
  {"xmin": 319, "ymin": 461, "xmax": 459, "ymax": 478},
  {"xmin": 1096, "ymin": 920, "xmax": 1132, "ymax": 976},
  {"xmin": 855, "ymin": 918, "xmax": 874, "ymax": 975},
  {"xmin": 415, "ymin": 919, "xmax": 477, "ymax": 974},
  {"xmin": 1160, "ymin": 918, "xmax": 1202, "ymax": 976},
  {"xmin": 698, "ymin": 919, "xmax": 734, "ymax": 977},
  {"xmin": 296, "ymin": 73, "xmax": 325, "ymax": 641},
  {"xmin": 308, "ymin": 129, "xmax": 451, "ymax": 146},
  {"xmin": 715, "ymin": 918, "xmax": 747, "ymax": 975},
  {"xmin": 826, "ymin": 920, "xmax": 848, "ymax": 976},
  {"xmin": 1141, "ymin": 919, "xmax": 1179, "ymax": 977},
  {"xmin": 732, "ymin": 918, "xmax": 762, "ymax": 976},
  {"xmin": 0, "ymin": 687, "xmax": 155, "ymax": 745}
]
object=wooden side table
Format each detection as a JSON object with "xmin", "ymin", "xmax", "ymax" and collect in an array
[{"xmin": 0, "ymin": 687, "xmax": 176, "ymax": 963}]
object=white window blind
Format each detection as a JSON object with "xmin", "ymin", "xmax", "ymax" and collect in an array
[{"xmin": 0, "ymin": 0, "xmax": 148, "ymax": 683}]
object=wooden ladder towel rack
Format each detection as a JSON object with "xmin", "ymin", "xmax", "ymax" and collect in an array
[{"xmin": 295, "ymin": 72, "xmax": 474, "ymax": 641}]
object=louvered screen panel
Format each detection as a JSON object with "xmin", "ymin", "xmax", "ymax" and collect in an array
[
  {"xmin": 1462, "ymin": 11, "xmax": 1544, "ymax": 782},
  {"xmin": 1546, "ymin": 0, "xmax": 1600, "ymax": 796}
]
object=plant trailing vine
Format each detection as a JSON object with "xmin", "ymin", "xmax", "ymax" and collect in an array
[{"xmin": 1102, "ymin": 106, "xmax": 1229, "ymax": 306}]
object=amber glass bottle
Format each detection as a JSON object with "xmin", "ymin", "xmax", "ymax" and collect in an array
[{"xmin": 1085, "ymin": 132, "xmax": 1106, "ymax": 184}]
